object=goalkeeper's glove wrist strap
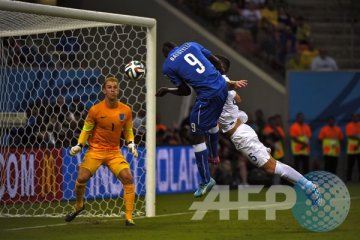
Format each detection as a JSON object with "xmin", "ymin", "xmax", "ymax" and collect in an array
[{"xmin": 77, "ymin": 144, "xmax": 83, "ymax": 148}]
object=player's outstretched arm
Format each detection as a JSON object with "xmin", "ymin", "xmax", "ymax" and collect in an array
[
  {"xmin": 156, "ymin": 82, "xmax": 191, "ymax": 97},
  {"xmin": 227, "ymin": 80, "xmax": 248, "ymax": 90}
]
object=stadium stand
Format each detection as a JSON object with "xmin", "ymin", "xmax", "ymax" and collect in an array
[
  {"xmin": 169, "ymin": 0, "xmax": 360, "ymax": 82},
  {"xmin": 286, "ymin": 0, "xmax": 360, "ymax": 70}
]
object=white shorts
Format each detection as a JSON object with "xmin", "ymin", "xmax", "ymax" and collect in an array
[{"xmin": 230, "ymin": 123, "xmax": 270, "ymax": 167}]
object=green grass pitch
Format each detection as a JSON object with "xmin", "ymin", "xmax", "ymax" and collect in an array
[{"xmin": 1, "ymin": 183, "xmax": 359, "ymax": 240}]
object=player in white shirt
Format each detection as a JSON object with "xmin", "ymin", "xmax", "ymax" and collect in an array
[{"xmin": 215, "ymin": 55, "xmax": 322, "ymax": 207}]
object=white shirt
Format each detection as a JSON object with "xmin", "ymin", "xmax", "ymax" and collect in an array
[
  {"xmin": 311, "ymin": 56, "xmax": 338, "ymax": 71},
  {"xmin": 219, "ymin": 75, "xmax": 248, "ymax": 133}
]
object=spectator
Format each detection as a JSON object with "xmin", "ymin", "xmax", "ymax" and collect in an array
[
  {"xmin": 274, "ymin": 114, "xmax": 284, "ymax": 128},
  {"xmin": 275, "ymin": 8, "xmax": 296, "ymax": 68},
  {"xmin": 275, "ymin": 22, "xmax": 296, "ymax": 68},
  {"xmin": 318, "ymin": 116, "xmax": 344, "ymax": 174},
  {"xmin": 240, "ymin": 1, "xmax": 261, "ymax": 43},
  {"xmin": 262, "ymin": 115, "xmax": 285, "ymax": 184},
  {"xmin": 225, "ymin": 3, "xmax": 243, "ymax": 29},
  {"xmin": 262, "ymin": 115, "xmax": 285, "ymax": 161},
  {"xmin": 346, "ymin": 113, "xmax": 360, "ymax": 182},
  {"xmin": 274, "ymin": 113, "xmax": 286, "ymax": 183},
  {"xmin": 277, "ymin": 7, "xmax": 294, "ymax": 28},
  {"xmin": 156, "ymin": 114, "xmax": 168, "ymax": 133},
  {"xmin": 294, "ymin": 16, "xmax": 311, "ymax": 42},
  {"xmin": 206, "ymin": 0, "xmax": 231, "ymax": 26},
  {"xmin": 260, "ymin": 0, "xmax": 278, "ymax": 28},
  {"xmin": 168, "ymin": 128, "xmax": 181, "ymax": 145},
  {"xmin": 156, "ymin": 114, "xmax": 170, "ymax": 145},
  {"xmin": 310, "ymin": 48, "xmax": 338, "ymax": 71},
  {"xmin": 297, "ymin": 40, "xmax": 319, "ymax": 70},
  {"xmin": 290, "ymin": 112, "xmax": 312, "ymax": 174},
  {"xmin": 286, "ymin": 52, "xmax": 305, "ymax": 70},
  {"xmin": 257, "ymin": 18, "xmax": 277, "ymax": 65},
  {"xmin": 223, "ymin": 3, "xmax": 242, "ymax": 43}
]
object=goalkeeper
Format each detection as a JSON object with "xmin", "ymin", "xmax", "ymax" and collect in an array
[{"xmin": 65, "ymin": 77, "xmax": 138, "ymax": 226}]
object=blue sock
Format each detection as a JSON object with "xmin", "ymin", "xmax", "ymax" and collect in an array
[
  {"xmin": 208, "ymin": 126, "xmax": 219, "ymax": 158},
  {"xmin": 193, "ymin": 143, "xmax": 211, "ymax": 184}
]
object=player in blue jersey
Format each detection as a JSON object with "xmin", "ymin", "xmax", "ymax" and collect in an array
[{"xmin": 156, "ymin": 41, "xmax": 245, "ymax": 198}]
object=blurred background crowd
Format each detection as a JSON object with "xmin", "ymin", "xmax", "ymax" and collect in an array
[{"xmin": 170, "ymin": 0, "xmax": 359, "ymax": 83}]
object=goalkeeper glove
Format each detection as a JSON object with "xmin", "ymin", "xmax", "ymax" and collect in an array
[
  {"xmin": 70, "ymin": 144, "xmax": 83, "ymax": 156},
  {"xmin": 128, "ymin": 142, "xmax": 138, "ymax": 158}
]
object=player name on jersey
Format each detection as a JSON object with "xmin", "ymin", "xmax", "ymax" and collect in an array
[{"xmin": 169, "ymin": 43, "xmax": 191, "ymax": 61}]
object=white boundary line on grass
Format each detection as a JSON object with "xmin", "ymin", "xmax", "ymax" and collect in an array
[
  {"xmin": 4, "ymin": 195, "xmax": 360, "ymax": 232},
  {"xmin": 3, "ymin": 212, "xmax": 193, "ymax": 231}
]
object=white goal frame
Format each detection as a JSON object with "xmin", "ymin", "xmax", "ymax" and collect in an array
[{"xmin": 0, "ymin": 0, "xmax": 156, "ymax": 217}]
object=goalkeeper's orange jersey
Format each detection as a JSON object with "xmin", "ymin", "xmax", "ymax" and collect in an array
[{"xmin": 83, "ymin": 100, "xmax": 134, "ymax": 150}]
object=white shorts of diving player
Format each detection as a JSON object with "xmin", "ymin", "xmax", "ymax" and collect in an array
[{"xmin": 230, "ymin": 123, "xmax": 271, "ymax": 167}]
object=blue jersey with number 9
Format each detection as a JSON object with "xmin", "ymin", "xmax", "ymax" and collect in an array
[
  {"xmin": 162, "ymin": 42, "xmax": 226, "ymax": 98},
  {"xmin": 162, "ymin": 42, "xmax": 228, "ymax": 134}
]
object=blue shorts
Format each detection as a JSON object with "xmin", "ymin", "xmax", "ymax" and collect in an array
[{"xmin": 189, "ymin": 86, "xmax": 228, "ymax": 135}]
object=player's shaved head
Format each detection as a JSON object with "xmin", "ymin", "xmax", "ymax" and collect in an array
[
  {"xmin": 162, "ymin": 41, "xmax": 177, "ymax": 57},
  {"xmin": 103, "ymin": 76, "xmax": 119, "ymax": 89}
]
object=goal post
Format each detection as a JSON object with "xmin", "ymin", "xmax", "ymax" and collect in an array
[{"xmin": 0, "ymin": 1, "xmax": 156, "ymax": 217}]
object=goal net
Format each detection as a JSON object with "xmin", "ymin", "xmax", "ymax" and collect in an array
[{"xmin": 0, "ymin": 1, "xmax": 156, "ymax": 217}]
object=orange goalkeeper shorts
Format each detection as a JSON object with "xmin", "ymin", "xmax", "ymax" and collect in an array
[{"xmin": 80, "ymin": 148, "xmax": 130, "ymax": 177}]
